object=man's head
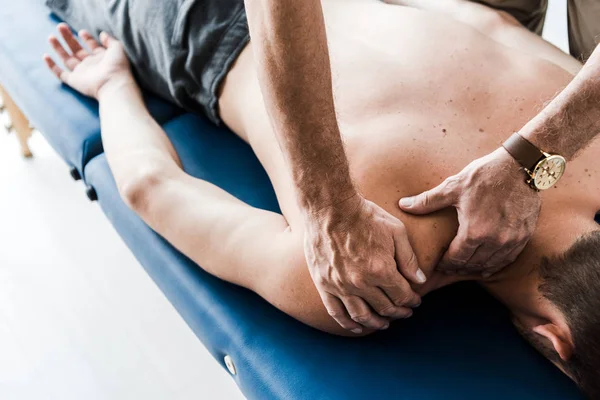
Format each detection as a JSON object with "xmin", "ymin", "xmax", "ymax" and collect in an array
[{"xmin": 517, "ymin": 230, "xmax": 600, "ymax": 399}]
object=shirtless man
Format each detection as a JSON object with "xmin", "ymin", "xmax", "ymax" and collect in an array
[
  {"xmin": 45, "ymin": 0, "xmax": 600, "ymax": 339},
  {"xmin": 43, "ymin": 0, "xmax": 600, "ymax": 396}
]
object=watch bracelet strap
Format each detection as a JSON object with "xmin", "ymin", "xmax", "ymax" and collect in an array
[{"xmin": 502, "ymin": 133, "xmax": 544, "ymax": 171}]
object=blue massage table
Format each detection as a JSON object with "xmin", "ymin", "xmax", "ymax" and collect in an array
[{"xmin": 0, "ymin": 1, "xmax": 583, "ymax": 399}]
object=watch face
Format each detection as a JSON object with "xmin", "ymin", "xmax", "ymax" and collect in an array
[{"xmin": 533, "ymin": 155, "xmax": 566, "ymax": 190}]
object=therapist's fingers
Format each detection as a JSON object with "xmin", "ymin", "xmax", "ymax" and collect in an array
[
  {"xmin": 379, "ymin": 273, "xmax": 421, "ymax": 312},
  {"xmin": 363, "ymin": 286, "xmax": 414, "ymax": 320},
  {"xmin": 437, "ymin": 230, "xmax": 479, "ymax": 273},
  {"xmin": 342, "ymin": 295, "xmax": 390, "ymax": 330},
  {"xmin": 504, "ymin": 242, "xmax": 528, "ymax": 267},
  {"xmin": 483, "ymin": 241, "xmax": 528, "ymax": 278},
  {"xmin": 320, "ymin": 292, "xmax": 364, "ymax": 334},
  {"xmin": 480, "ymin": 244, "xmax": 518, "ymax": 277},
  {"xmin": 393, "ymin": 223, "xmax": 427, "ymax": 285},
  {"xmin": 462, "ymin": 242, "xmax": 503, "ymax": 273},
  {"xmin": 399, "ymin": 175, "xmax": 460, "ymax": 215}
]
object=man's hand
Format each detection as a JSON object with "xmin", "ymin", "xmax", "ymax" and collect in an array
[
  {"xmin": 305, "ymin": 195, "xmax": 426, "ymax": 333},
  {"xmin": 399, "ymin": 147, "xmax": 540, "ymax": 276},
  {"xmin": 44, "ymin": 24, "xmax": 131, "ymax": 100}
]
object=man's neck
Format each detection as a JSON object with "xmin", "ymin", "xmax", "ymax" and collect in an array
[
  {"xmin": 479, "ymin": 209, "xmax": 597, "ymax": 316},
  {"xmin": 480, "ymin": 247, "xmax": 545, "ymax": 317}
]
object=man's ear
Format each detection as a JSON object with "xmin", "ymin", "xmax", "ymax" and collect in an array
[{"xmin": 533, "ymin": 324, "xmax": 574, "ymax": 362}]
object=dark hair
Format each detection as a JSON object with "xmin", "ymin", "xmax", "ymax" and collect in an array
[{"xmin": 537, "ymin": 230, "xmax": 600, "ymax": 399}]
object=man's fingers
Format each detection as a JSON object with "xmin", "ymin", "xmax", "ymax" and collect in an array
[
  {"xmin": 79, "ymin": 30, "xmax": 102, "ymax": 52},
  {"xmin": 48, "ymin": 36, "xmax": 71, "ymax": 63},
  {"xmin": 58, "ymin": 23, "xmax": 86, "ymax": 59},
  {"xmin": 399, "ymin": 177, "xmax": 459, "ymax": 215},
  {"xmin": 43, "ymin": 55, "xmax": 69, "ymax": 81},
  {"xmin": 48, "ymin": 35, "xmax": 79, "ymax": 71},
  {"xmin": 437, "ymin": 231, "xmax": 479, "ymax": 272},
  {"xmin": 320, "ymin": 292, "xmax": 364, "ymax": 334},
  {"xmin": 393, "ymin": 225, "xmax": 427, "ymax": 284},
  {"xmin": 343, "ymin": 295, "xmax": 390, "ymax": 330},
  {"xmin": 99, "ymin": 31, "xmax": 117, "ymax": 48}
]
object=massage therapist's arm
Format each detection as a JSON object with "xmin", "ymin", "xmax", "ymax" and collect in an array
[
  {"xmin": 518, "ymin": 45, "xmax": 600, "ymax": 161},
  {"xmin": 243, "ymin": 0, "xmax": 425, "ymax": 332},
  {"xmin": 400, "ymin": 44, "xmax": 600, "ymax": 276}
]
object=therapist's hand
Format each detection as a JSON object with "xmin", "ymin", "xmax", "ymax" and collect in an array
[
  {"xmin": 304, "ymin": 194, "xmax": 426, "ymax": 333},
  {"xmin": 399, "ymin": 147, "xmax": 540, "ymax": 277}
]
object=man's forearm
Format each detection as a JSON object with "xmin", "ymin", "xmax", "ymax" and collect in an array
[
  {"xmin": 244, "ymin": 0, "xmax": 356, "ymax": 213},
  {"xmin": 520, "ymin": 45, "xmax": 600, "ymax": 160},
  {"xmin": 97, "ymin": 74, "xmax": 181, "ymax": 187}
]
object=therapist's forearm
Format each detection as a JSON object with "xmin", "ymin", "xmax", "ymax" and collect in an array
[
  {"xmin": 520, "ymin": 45, "xmax": 600, "ymax": 160},
  {"xmin": 244, "ymin": 0, "xmax": 356, "ymax": 213}
]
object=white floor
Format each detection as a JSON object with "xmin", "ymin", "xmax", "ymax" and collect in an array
[
  {"xmin": 0, "ymin": 2, "xmax": 567, "ymax": 400},
  {"xmin": 0, "ymin": 121, "xmax": 244, "ymax": 399}
]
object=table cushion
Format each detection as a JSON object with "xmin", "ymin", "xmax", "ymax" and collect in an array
[
  {"xmin": 0, "ymin": 0, "xmax": 181, "ymax": 177},
  {"xmin": 84, "ymin": 113, "xmax": 582, "ymax": 400}
]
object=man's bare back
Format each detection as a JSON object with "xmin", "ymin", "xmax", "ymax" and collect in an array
[{"xmin": 219, "ymin": 0, "xmax": 600, "ymax": 292}]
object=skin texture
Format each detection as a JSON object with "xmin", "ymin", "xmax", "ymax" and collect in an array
[{"xmin": 43, "ymin": 0, "xmax": 600, "ymax": 374}]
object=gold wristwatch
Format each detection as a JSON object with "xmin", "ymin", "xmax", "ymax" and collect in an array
[{"xmin": 502, "ymin": 133, "xmax": 566, "ymax": 191}]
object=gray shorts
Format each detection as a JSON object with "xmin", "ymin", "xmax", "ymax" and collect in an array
[{"xmin": 46, "ymin": 0, "xmax": 248, "ymax": 125}]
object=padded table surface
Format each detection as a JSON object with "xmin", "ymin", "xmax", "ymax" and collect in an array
[
  {"xmin": 0, "ymin": 0, "xmax": 181, "ymax": 177},
  {"xmin": 84, "ymin": 114, "xmax": 582, "ymax": 400}
]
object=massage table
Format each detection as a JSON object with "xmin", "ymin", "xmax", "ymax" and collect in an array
[{"xmin": 0, "ymin": 1, "xmax": 583, "ymax": 399}]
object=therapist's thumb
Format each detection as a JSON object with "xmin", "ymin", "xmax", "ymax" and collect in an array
[{"xmin": 399, "ymin": 179, "xmax": 457, "ymax": 215}]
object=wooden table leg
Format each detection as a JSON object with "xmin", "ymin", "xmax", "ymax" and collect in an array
[{"xmin": 0, "ymin": 85, "xmax": 33, "ymax": 158}]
